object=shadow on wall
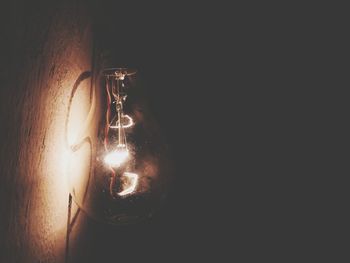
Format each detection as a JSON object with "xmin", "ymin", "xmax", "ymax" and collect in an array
[{"xmin": 65, "ymin": 69, "xmax": 98, "ymax": 263}]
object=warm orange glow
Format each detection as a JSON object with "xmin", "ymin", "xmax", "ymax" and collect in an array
[
  {"xmin": 104, "ymin": 147, "xmax": 129, "ymax": 167},
  {"xmin": 66, "ymin": 78, "xmax": 92, "ymax": 146},
  {"xmin": 118, "ymin": 172, "xmax": 139, "ymax": 196}
]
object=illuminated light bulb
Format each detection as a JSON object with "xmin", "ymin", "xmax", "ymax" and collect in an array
[{"xmin": 67, "ymin": 67, "xmax": 173, "ymax": 225}]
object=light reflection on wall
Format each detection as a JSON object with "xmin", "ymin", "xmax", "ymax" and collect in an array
[
  {"xmin": 0, "ymin": 2, "xmax": 93, "ymax": 262},
  {"xmin": 27, "ymin": 69, "xmax": 93, "ymax": 262}
]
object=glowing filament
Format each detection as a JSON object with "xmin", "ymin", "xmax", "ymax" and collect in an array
[
  {"xmin": 118, "ymin": 172, "xmax": 139, "ymax": 196},
  {"xmin": 109, "ymin": 114, "xmax": 134, "ymax": 129},
  {"xmin": 104, "ymin": 147, "xmax": 129, "ymax": 167}
]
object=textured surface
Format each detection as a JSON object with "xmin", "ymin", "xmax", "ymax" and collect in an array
[{"xmin": 0, "ymin": 1, "xmax": 93, "ymax": 262}]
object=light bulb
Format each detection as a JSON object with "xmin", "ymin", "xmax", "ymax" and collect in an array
[{"xmin": 67, "ymin": 67, "xmax": 172, "ymax": 225}]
